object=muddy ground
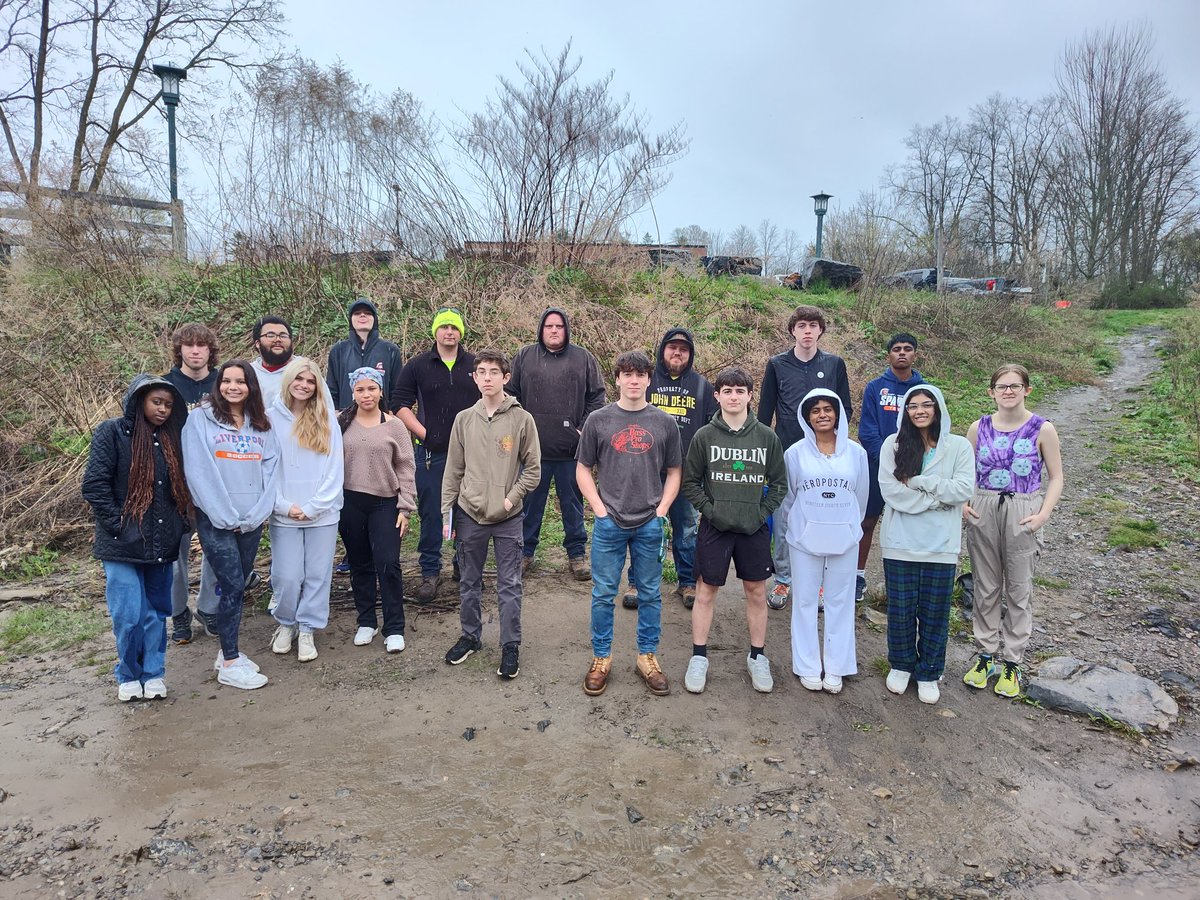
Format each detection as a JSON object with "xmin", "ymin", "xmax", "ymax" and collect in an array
[{"xmin": 1, "ymin": 331, "xmax": 1198, "ymax": 898}]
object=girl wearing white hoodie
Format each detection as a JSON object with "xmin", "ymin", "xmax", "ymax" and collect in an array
[
  {"xmin": 182, "ymin": 360, "xmax": 280, "ymax": 690},
  {"xmin": 779, "ymin": 389, "xmax": 869, "ymax": 694},
  {"xmin": 267, "ymin": 359, "xmax": 344, "ymax": 663},
  {"xmin": 878, "ymin": 384, "xmax": 974, "ymax": 704}
]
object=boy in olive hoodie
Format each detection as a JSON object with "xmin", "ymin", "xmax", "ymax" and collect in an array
[
  {"xmin": 441, "ymin": 349, "xmax": 542, "ymax": 679},
  {"xmin": 680, "ymin": 367, "xmax": 787, "ymax": 694}
]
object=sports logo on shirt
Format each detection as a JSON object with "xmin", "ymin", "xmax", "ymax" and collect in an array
[
  {"xmin": 611, "ymin": 424, "xmax": 654, "ymax": 454},
  {"xmin": 496, "ymin": 434, "xmax": 514, "ymax": 456}
]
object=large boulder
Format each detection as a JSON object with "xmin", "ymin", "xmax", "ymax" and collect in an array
[
  {"xmin": 800, "ymin": 256, "xmax": 863, "ymax": 289},
  {"xmin": 1026, "ymin": 656, "xmax": 1179, "ymax": 733},
  {"xmin": 702, "ymin": 255, "xmax": 762, "ymax": 277}
]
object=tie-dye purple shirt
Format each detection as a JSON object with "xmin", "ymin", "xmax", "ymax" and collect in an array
[{"xmin": 974, "ymin": 414, "xmax": 1045, "ymax": 493}]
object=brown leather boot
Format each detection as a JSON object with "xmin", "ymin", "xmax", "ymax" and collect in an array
[
  {"xmin": 583, "ymin": 656, "xmax": 612, "ymax": 696},
  {"xmin": 636, "ymin": 652, "xmax": 670, "ymax": 695}
]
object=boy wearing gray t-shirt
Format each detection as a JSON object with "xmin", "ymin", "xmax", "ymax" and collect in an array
[{"xmin": 576, "ymin": 351, "xmax": 682, "ymax": 698}]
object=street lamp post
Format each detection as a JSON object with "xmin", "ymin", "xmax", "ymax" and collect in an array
[
  {"xmin": 811, "ymin": 191, "xmax": 831, "ymax": 260},
  {"xmin": 152, "ymin": 63, "xmax": 187, "ymax": 202}
]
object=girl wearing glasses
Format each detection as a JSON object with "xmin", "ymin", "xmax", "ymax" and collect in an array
[
  {"xmin": 878, "ymin": 385, "xmax": 974, "ymax": 704},
  {"xmin": 961, "ymin": 365, "xmax": 1063, "ymax": 699}
]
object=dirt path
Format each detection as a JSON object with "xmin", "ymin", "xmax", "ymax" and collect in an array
[{"xmin": 1, "ymin": 331, "xmax": 1198, "ymax": 899}]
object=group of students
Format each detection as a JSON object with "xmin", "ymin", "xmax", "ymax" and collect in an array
[{"xmin": 82, "ymin": 300, "xmax": 1062, "ymax": 706}]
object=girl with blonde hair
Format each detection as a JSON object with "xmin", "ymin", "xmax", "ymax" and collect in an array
[{"xmin": 266, "ymin": 358, "xmax": 344, "ymax": 662}]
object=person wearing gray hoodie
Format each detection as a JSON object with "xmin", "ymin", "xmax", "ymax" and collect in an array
[
  {"xmin": 182, "ymin": 360, "xmax": 281, "ymax": 690},
  {"xmin": 877, "ymin": 384, "xmax": 974, "ymax": 705}
]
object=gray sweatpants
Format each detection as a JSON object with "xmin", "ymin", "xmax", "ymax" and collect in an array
[
  {"xmin": 771, "ymin": 512, "xmax": 791, "ymax": 585},
  {"xmin": 171, "ymin": 532, "xmax": 219, "ymax": 618},
  {"xmin": 269, "ymin": 523, "xmax": 338, "ymax": 633},
  {"xmin": 963, "ymin": 489, "xmax": 1044, "ymax": 664},
  {"xmin": 456, "ymin": 512, "xmax": 523, "ymax": 647}
]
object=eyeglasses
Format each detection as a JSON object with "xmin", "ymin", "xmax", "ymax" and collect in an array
[
  {"xmin": 906, "ymin": 401, "xmax": 936, "ymax": 411},
  {"xmin": 993, "ymin": 383, "xmax": 1025, "ymax": 393},
  {"xmin": 260, "ymin": 331, "xmax": 291, "ymax": 341}
]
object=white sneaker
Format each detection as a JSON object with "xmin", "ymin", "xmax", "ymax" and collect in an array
[
  {"xmin": 799, "ymin": 675, "xmax": 823, "ymax": 691},
  {"xmin": 917, "ymin": 680, "xmax": 941, "ymax": 704},
  {"xmin": 118, "ymin": 681, "xmax": 142, "ymax": 702},
  {"xmin": 217, "ymin": 657, "xmax": 268, "ymax": 690},
  {"xmin": 886, "ymin": 669, "xmax": 911, "ymax": 695},
  {"xmin": 271, "ymin": 625, "xmax": 297, "ymax": 654},
  {"xmin": 297, "ymin": 632, "xmax": 317, "ymax": 662},
  {"xmin": 747, "ymin": 654, "xmax": 774, "ymax": 693},
  {"xmin": 354, "ymin": 626, "xmax": 380, "ymax": 646},
  {"xmin": 822, "ymin": 674, "xmax": 843, "ymax": 694},
  {"xmin": 213, "ymin": 651, "xmax": 260, "ymax": 672},
  {"xmin": 143, "ymin": 678, "xmax": 167, "ymax": 699},
  {"xmin": 684, "ymin": 655, "xmax": 709, "ymax": 693},
  {"xmin": 385, "ymin": 634, "xmax": 406, "ymax": 653}
]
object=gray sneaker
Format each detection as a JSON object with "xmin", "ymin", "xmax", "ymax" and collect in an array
[
  {"xmin": 747, "ymin": 653, "xmax": 774, "ymax": 693},
  {"xmin": 684, "ymin": 655, "xmax": 709, "ymax": 694}
]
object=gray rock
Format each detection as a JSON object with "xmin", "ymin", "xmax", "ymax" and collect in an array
[
  {"xmin": 1160, "ymin": 670, "xmax": 1199, "ymax": 697},
  {"xmin": 1028, "ymin": 656, "xmax": 1179, "ymax": 733},
  {"xmin": 797, "ymin": 256, "xmax": 863, "ymax": 290}
]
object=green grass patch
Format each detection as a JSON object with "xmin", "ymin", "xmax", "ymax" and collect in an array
[
  {"xmin": 869, "ymin": 656, "xmax": 890, "ymax": 677},
  {"xmin": 0, "ymin": 548, "xmax": 60, "ymax": 582},
  {"xmin": 1106, "ymin": 518, "xmax": 1164, "ymax": 551},
  {"xmin": 1033, "ymin": 575, "xmax": 1070, "ymax": 590},
  {"xmin": 0, "ymin": 604, "xmax": 107, "ymax": 661}
]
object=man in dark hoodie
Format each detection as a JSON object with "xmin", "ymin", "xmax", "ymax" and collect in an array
[
  {"xmin": 509, "ymin": 307, "xmax": 606, "ymax": 579},
  {"xmin": 856, "ymin": 333, "xmax": 924, "ymax": 601},
  {"xmin": 395, "ymin": 307, "xmax": 478, "ymax": 601},
  {"xmin": 325, "ymin": 298, "xmax": 404, "ymax": 412},
  {"xmin": 758, "ymin": 304, "xmax": 853, "ymax": 610},
  {"xmin": 622, "ymin": 328, "xmax": 718, "ymax": 610}
]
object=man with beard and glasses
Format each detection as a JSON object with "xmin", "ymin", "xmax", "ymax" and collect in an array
[{"xmin": 251, "ymin": 316, "xmax": 306, "ymax": 408}]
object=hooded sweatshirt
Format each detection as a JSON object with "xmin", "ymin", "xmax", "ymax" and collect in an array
[
  {"xmin": 182, "ymin": 402, "xmax": 281, "ymax": 532},
  {"xmin": 682, "ymin": 409, "xmax": 787, "ymax": 535},
  {"xmin": 82, "ymin": 374, "xmax": 191, "ymax": 565},
  {"xmin": 325, "ymin": 299, "xmax": 405, "ymax": 411},
  {"xmin": 778, "ymin": 389, "xmax": 869, "ymax": 557},
  {"xmin": 648, "ymin": 328, "xmax": 719, "ymax": 454},
  {"xmin": 441, "ymin": 394, "xmax": 542, "ymax": 525},
  {"xmin": 858, "ymin": 366, "xmax": 925, "ymax": 460},
  {"xmin": 508, "ymin": 307, "xmax": 606, "ymax": 459},
  {"xmin": 878, "ymin": 384, "xmax": 974, "ymax": 564},
  {"xmin": 266, "ymin": 394, "xmax": 344, "ymax": 528}
]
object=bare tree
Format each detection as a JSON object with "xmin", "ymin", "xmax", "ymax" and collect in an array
[
  {"xmin": 455, "ymin": 41, "xmax": 687, "ymax": 264},
  {"xmin": 724, "ymin": 223, "xmax": 757, "ymax": 257},
  {"xmin": 823, "ymin": 190, "xmax": 921, "ymax": 281},
  {"xmin": 669, "ymin": 223, "xmax": 711, "ymax": 247},
  {"xmin": 0, "ymin": 0, "xmax": 282, "ymax": 197},
  {"xmin": 757, "ymin": 218, "xmax": 780, "ymax": 273}
]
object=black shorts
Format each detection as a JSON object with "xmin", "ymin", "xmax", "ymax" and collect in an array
[
  {"xmin": 865, "ymin": 460, "xmax": 884, "ymax": 518},
  {"xmin": 695, "ymin": 518, "xmax": 773, "ymax": 587}
]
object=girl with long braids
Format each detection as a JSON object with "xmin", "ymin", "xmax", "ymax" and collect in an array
[
  {"xmin": 267, "ymin": 358, "xmax": 343, "ymax": 662},
  {"xmin": 83, "ymin": 375, "xmax": 193, "ymax": 702},
  {"xmin": 183, "ymin": 360, "xmax": 280, "ymax": 690},
  {"xmin": 877, "ymin": 384, "xmax": 974, "ymax": 704}
]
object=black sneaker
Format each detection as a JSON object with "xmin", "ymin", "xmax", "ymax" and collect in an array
[
  {"xmin": 621, "ymin": 589, "xmax": 639, "ymax": 609},
  {"xmin": 854, "ymin": 574, "xmax": 866, "ymax": 603},
  {"xmin": 497, "ymin": 642, "xmax": 520, "ymax": 679},
  {"xmin": 445, "ymin": 635, "xmax": 482, "ymax": 665},
  {"xmin": 195, "ymin": 609, "xmax": 219, "ymax": 637},
  {"xmin": 416, "ymin": 576, "xmax": 440, "ymax": 603},
  {"xmin": 171, "ymin": 610, "xmax": 192, "ymax": 644},
  {"xmin": 244, "ymin": 571, "xmax": 261, "ymax": 591}
]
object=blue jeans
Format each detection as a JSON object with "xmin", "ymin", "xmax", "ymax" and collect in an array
[
  {"xmin": 590, "ymin": 515, "xmax": 665, "ymax": 656},
  {"xmin": 195, "ymin": 510, "xmax": 263, "ymax": 660},
  {"xmin": 103, "ymin": 560, "xmax": 173, "ymax": 684},
  {"xmin": 415, "ymin": 447, "xmax": 449, "ymax": 577},
  {"xmin": 522, "ymin": 458, "xmax": 587, "ymax": 560},
  {"xmin": 627, "ymin": 490, "xmax": 697, "ymax": 588}
]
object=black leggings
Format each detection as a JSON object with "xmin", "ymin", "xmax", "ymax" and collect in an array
[{"xmin": 338, "ymin": 490, "xmax": 405, "ymax": 636}]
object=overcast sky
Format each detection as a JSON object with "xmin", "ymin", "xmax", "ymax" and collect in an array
[{"xmin": 269, "ymin": 0, "xmax": 1199, "ymax": 244}]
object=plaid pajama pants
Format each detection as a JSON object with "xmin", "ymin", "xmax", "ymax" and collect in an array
[{"xmin": 884, "ymin": 558, "xmax": 957, "ymax": 682}]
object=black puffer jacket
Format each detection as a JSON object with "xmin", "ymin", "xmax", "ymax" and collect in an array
[{"xmin": 81, "ymin": 374, "xmax": 190, "ymax": 565}]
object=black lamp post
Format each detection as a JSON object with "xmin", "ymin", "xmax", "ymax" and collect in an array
[
  {"xmin": 811, "ymin": 191, "xmax": 832, "ymax": 260},
  {"xmin": 152, "ymin": 63, "xmax": 188, "ymax": 202}
]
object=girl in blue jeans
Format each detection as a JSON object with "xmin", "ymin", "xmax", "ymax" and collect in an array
[
  {"xmin": 83, "ymin": 375, "xmax": 193, "ymax": 702},
  {"xmin": 183, "ymin": 360, "xmax": 280, "ymax": 690}
]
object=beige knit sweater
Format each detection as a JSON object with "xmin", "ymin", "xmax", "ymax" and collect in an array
[{"xmin": 342, "ymin": 416, "xmax": 417, "ymax": 513}]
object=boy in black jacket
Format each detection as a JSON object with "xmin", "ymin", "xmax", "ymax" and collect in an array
[{"xmin": 325, "ymin": 298, "xmax": 404, "ymax": 412}]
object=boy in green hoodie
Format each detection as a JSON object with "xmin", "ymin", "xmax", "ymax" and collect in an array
[
  {"xmin": 441, "ymin": 349, "xmax": 542, "ymax": 679},
  {"xmin": 681, "ymin": 367, "xmax": 787, "ymax": 694}
]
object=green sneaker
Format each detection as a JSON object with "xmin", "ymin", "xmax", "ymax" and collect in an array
[
  {"xmin": 994, "ymin": 660, "xmax": 1022, "ymax": 698},
  {"xmin": 963, "ymin": 654, "xmax": 995, "ymax": 689}
]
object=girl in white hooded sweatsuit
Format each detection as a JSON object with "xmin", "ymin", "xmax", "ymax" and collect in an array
[{"xmin": 779, "ymin": 388, "xmax": 869, "ymax": 692}]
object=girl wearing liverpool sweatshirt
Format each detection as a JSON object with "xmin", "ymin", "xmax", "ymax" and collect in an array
[
  {"xmin": 338, "ymin": 367, "xmax": 417, "ymax": 653},
  {"xmin": 878, "ymin": 384, "xmax": 974, "ymax": 704},
  {"xmin": 182, "ymin": 360, "xmax": 280, "ymax": 690},
  {"xmin": 779, "ymin": 389, "xmax": 869, "ymax": 694},
  {"xmin": 267, "ymin": 359, "xmax": 344, "ymax": 663}
]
